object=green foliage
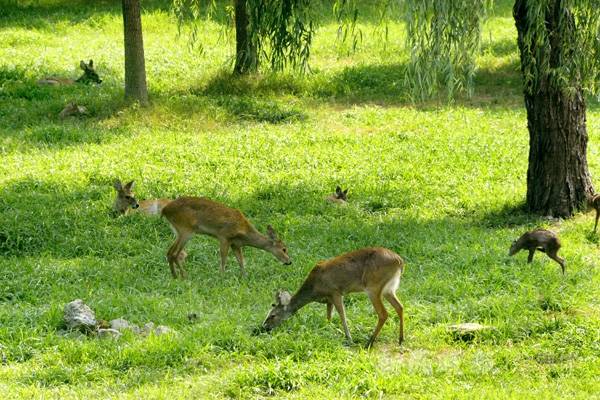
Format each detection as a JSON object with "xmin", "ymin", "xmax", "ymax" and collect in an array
[
  {"xmin": 0, "ymin": 1, "xmax": 599, "ymax": 398},
  {"xmin": 404, "ymin": 0, "xmax": 493, "ymax": 101},
  {"xmin": 515, "ymin": 0, "xmax": 600, "ymax": 97}
]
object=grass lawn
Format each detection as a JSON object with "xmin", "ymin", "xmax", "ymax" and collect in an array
[{"xmin": 1, "ymin": 0, "xmax": 599, "ymax": 398}]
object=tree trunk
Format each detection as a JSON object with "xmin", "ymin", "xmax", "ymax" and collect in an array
[
  {"xmin": 122, "ymin": 0, "xmax": 148, "ymax": 105},
  {"xmin": 514, "ymin": 0, "xmax": 593, "ymax": 217},
  {"xmin": 233, "ymin": 0, "xmax": 258, "ymax": 75}
]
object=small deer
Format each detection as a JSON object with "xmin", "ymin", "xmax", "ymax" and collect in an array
[
  {"xmin": 509, "ymin": 229, "xmax": 565, "ymax": 274},
  {"xmin": 326, "ymin": 186, "xmax": 348, "ymax": 204},
  {"xmin": 112, "ymin": 180, "xmax": 171, "ymax": 216},
  {"xmin": 261, "ymin": 247, "xmax": 405, "ymax": 347},
  {"xmin": 59, "ymin": 102, "xmax": 88, "ymax": 119},
  {"xmin": 38, "ymin": 60, "xmax": 102, "ymax": 85},
  {"xmin": 161, "ymin": 196, "xmax": 292, "ymax": 278},
  {"xmin": 588, "ymin": 194, "xmax": 600, "ymax": 233}
]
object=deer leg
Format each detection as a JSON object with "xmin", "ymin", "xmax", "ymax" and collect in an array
[
  {"xmin": 527, "ymin": 248, "xmax": 535, "ymax": 263},
  {"xmin": 232, "ymin": 245, "xmax": 246, "ymax": 276},
  {"xmin": 594, "ymin": 208, "xmax": 600, "ymax": 233},
  {"xmin": 547, "ymin": 251, "xmax": 566, "ymax": 274},
  {"xmin": 219, "ymin": 239, "xmax": 230, "ymax": 273},
  {"xmin": 331, "ymin": 295, "xmax": 352, "ymax": 343},
  {"xmin": 168, "ymin": 233, "xmax": 192, "ymax": 279},
  {"xmin": 326, "ymin": 302, "xmax": 333, "ymax": 321},
  {"xmin": 366, "ymin": 289, "xmax": 388, "ymax": 348},
  {"xmin": 384, "ymin": 292, "xmax": 404, "ymax": 345}
]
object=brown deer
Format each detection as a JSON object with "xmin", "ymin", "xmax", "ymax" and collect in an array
[
  {"xmin": 112, "ymin": 180, "xmax": 171, "ymax": 216},
  {"xmin": 161, "ymin": 196, "xmax": 291, "ymax": 278},
  {"xmin": 37, "ymin": 60, "xmax": 102, "ymax": 85},
  {"xmin": 589, "ymin": 194, "xmax": 600, "ymax": 233},
  {"xmin": 326, "ymin": 186, "xmax": 348, "ymax": 204},
  {"xmin": 509, "ymin": 229, "xmax": 565, "ymax": 274},
  {"xmin": 261, "ymin": 247, "xmax": 405, "ymax": 347}
]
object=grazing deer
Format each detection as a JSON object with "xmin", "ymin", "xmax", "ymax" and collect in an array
[
  {"xmin": 38, "ymin": 60, "xmax": 102, "ymax": 85},
  {"xmin": 261, "ymin": 247, "xmax": 405, "ymax": 347},
  {"xmin": 589, "ymin": 194, "xmax": 600, "ymax": 233},
  {"xmin": 161, "ymin": 196, "xmax": 291, "ymax": 278},
  {"xmin": 509, "ymin": 229, "xmax": 565, "ymax": 274},
  {"xmin": 326, "ymin": 186, "xmax": 348, "ymax": 204},
  {"xmin": 112, "ymin": 180, "xmax": 171, "ymax": 216}
]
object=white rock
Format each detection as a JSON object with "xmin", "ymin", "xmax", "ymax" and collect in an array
[
  {"xmin": 97, "ymin": 328, "xmax": 122, "ymax": 339},
  {"xmin": 64, "ymin": 299, "xmax": 97, "ymax": 331}
]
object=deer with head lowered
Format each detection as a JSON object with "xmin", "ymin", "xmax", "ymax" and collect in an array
[
  {"xmin": 112, "ymin": 180, "xmax": 171, "ymax": 216},
  {"xmin": 38, "ymin": 60, "xmax": 102, "ymax": 85},
  {"xmin": 509, "ymin": 229, "xmax": 565, "ymax": 274},
  {"xmin": 261, "ymin": 247, "xmax": 405, "ymax": 347},
  {"xmin": 161, "ymin": 196, "xmax": 291, "ymax": 278}
]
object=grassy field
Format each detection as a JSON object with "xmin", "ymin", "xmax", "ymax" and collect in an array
[{"xmin": 1, "ymin": 0, "xmax": 599, "ymax": 398}]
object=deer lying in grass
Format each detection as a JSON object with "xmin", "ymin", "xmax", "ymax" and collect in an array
[
  {"xmin": 326, "ymin": 186, "xmax": 348, "ymax": 204},
  {"xmin": 509, "ymin": 229, "xmax": 565, "ymax": 274},
  {"xmin": 261, "ymin": 247, "xmax": 405, "ymax": 347},
  {"xmin": 589, "ymin": 194, "xmax": 600, "ymax": 233},
  {"xmin": 112, "ymin": 180, "xmax": 171, "ymax": 216},
  {"xmin": 37, "ymin": 60, "xmax": 102, "ymax": 85},
  {"xmin": 161, "ymin": 196, "xmax": 291, "ymax": 278}
]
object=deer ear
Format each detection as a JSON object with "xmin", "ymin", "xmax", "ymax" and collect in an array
[
  {"xmin": 343, "ymin": 189, "xmax": 348, "ymax": 195},
  {"xmin": 113, "ymin": 180, "xmax": 122, "ymax": 191},
  {"xmin": 276, "ymin": 290, "xmax": 291, "ymax": 306},
  {"xmin": 80, "ymin": 60, "xmax": 87, "ymax": 70},
  {"xmin": 267, "ymin": 225, "xmax": 277, "ymax": 240},
  {"xmin": 124, "ymin": 180, "xmax": 135, "ymax": 190},
  {"xmin": 335, "ymin": 186, "xmax": 342, "ymax": 194},
  {"xmin": 88, "ymin": 59, "xmax": 93, "ymax": 68}
]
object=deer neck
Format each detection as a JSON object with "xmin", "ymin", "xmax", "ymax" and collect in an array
[
  {"xmin": 243, "ymin": 229, "xmax": 272, "ymax": 250},
  {"xmin": 288, "ymin": 283, "xmax": 316, "ymax": 315}
]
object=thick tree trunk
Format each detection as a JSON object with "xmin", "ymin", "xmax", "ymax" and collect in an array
[
  {"xmin": 122, "ymin": 0, "xmax": 148, "ymax": 105},
  {"xmin": 233, "ymin": 0, "xmax": 258, "ymax": 75},
  {"xmin": 514, "ymin": 0, "xmax": 593, "ymax": 217}
]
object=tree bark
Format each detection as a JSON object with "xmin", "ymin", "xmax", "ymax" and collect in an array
[
  {"xmin": 233, "ymin": 0, "xmax": 258, "ymax": 75},
  {"xmin": 514, "ymin": 0, "xmax": 593, "ymax": 217},
  {"xmin": 122, "ymin": 0, "xmax": 149, "ymax": 105}
]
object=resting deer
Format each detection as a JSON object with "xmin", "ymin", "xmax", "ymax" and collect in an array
[
  {"xmin": 112, "ymin": 180, "xmax": 171, "ymax": 216},
  {"xmin": 161, "ymin": 196, "xmax": 291, "ymax": 278},
  {"xmin": 261, "ymin": 247, "xmax": 405, "ymax": 347},
  {"xmin": 326, "ymin": 186, "xmax": 348, "ymax": 204},
  {"xmin": 38, "ymin": 60, "xmax": 102, "ymax": 85},
  {"xmin": 589, "ymin": 194, "xmax": 600, "ymax": 233},
  {"xmin": 509, "ymin": 229, "xmax": 565, "ymax": 274}
]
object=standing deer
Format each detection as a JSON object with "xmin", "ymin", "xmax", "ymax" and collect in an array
[
  {"xmin": 261, "ymin": 247, "xmax": 405, "ymax": 347},
  {"xmin": 509, "ymin": 229, "xmax": 565, "ymax": 274},
  {"xmin": 589, "ymin": 194, "xmax": 600, "ymax": 233},
  {"xmin": 161, "ymin": 196, "xmax": 291, "ymax": 278},
  {"xmin": 326, "ymin": 186, "xmax": 349, "ymax": 204},
  {"xmin": 37, "ymin": 60, "xmax": 102, "ymax": 85},
  {"xmin": 112, "ymin": 180, "xmax": 171, "ymax": 216}
]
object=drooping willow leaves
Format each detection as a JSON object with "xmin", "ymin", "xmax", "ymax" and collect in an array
[
  {"xmin": 515, "ymin": 0, "xmax": 600, "ymax": 98},
  {"xmin": 172, "ymin": 0, "xmax": 315, "ymax": 72},
  {"xmin": 403, "ymin": 0, "xmax": 493, "ymax": 101}
]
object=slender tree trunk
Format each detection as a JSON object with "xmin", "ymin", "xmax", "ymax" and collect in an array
[
  {"xmin": 514, "ymin": 0, "xmax": 593, "ymax": 217},
  {"xmin": 122, "ymin": 0, "xmax": 148, "ymax": 105},
  {"xmin": 233, "ymin": 0, "xmax": 258, "ymax": 75}
]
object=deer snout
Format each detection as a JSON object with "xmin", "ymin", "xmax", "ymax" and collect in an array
[
  {"xmin": 284, "ymin": 260, "xmax": 292, "ymax": 265},
  {"xmin": 132, "ymin": 203, "xmax": 140, "ymax": 209}
]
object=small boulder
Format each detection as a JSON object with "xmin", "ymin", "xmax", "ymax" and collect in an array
[
  {"xmin": 448, "ymin": 323, "xmax": 492, "ymax": 341},
  {"xmin": 154, "ymin": 325, "xmax": 173, "ymax": 336},
  {"xmin": 110, "ymin": 318, "xmax": 141, "ymax": 334},
  {"xmin": 64, "ymin": 299, "xmax": 97, "ymax": 332},
  {"xmin": 97, "ymin": 328, "xmax": 122, "ymax": 340}
]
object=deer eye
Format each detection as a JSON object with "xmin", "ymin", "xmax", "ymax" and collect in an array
[{"xmin": 125, "ymin": 195, "xmax": 132, "ymax": 199}]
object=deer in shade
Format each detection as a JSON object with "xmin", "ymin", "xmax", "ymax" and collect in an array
[
  {"xmin": 326, "ymin": 186, "xmax": 349, "ymax": 204},
  {"xmin": 112, "ymin": 180, "xmax": 171, "ymax": 216},
  {"xmin": 161, "ymin": 196, "xmax": 291, "ymax": 278},
  {"xmin": 38, "ymin": 60, "xmax": 102, "ymax": 85},
  {"xmin": 509, "ymin": 229, "xmax": 565, "ymax": 274},
  {"xmin": 261, "ymin": 247, "xmax": 405, "ymax": 347},
  {"xmin": 589, "ymin": 194, "xmax": 600, "ymax": 233}
]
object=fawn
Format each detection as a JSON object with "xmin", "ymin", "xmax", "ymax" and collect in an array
[
  {"xmin": 589, "ymin": 194, "xmax": 600, "ymax": 233},
  {"xmin": 261, "ymin": 247, "xmax": 405, "ymax": 347},
  {"xmin": 112, "ymin": 180, "xmax": 171, "ymax": 216},
  {"xmin": 509, "ymin": 229, "xmax": 565, "ymax": 274},
  {"xmin": 161, "ymin": 196, "xmax": 291, "ymax": 278},
  {"xmin": 38, "ymin": 60, "xmax": 102, "ymax": 85},
  {"xmin": 326, "ymin": 186, "xmax": 348, "ymax": 204}
]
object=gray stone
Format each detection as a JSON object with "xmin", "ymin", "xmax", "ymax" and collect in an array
[
  {"xmin": 97, "ymin": 328, "xmax": 122, "ymax": 339},
  {"xmin": 64, "ymin": 299, "xmax": 97, "ymax": 331},
  {"xmin": 448, "ymin": 323, "xmax": 493, "ymax": 341},
  {"xmin": 110, "ymin": 318, "xmax": 141, "ymax": 334},
  {"xmin": 154, "ymin": 325, "xmax": 173, "ymax": 336}
]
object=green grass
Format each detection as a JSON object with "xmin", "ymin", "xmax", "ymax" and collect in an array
[{"xmin": 1, "ymin": 0, "xmax": 599, "ymax": 398}]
